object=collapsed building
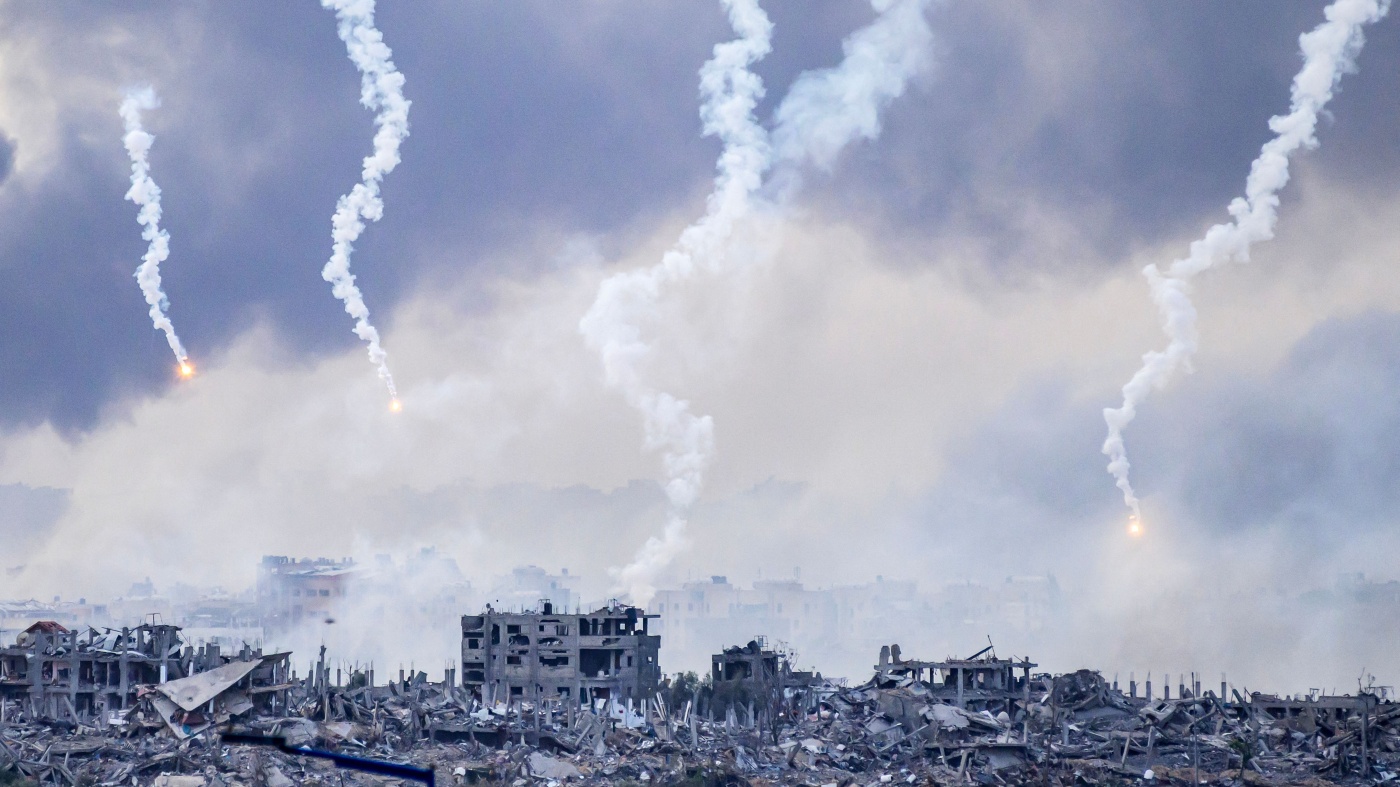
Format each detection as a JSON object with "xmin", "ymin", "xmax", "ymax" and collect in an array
[
  {"xmin": 6, "ymin": 629, "xmax": 1400, "ymax": 787},
  {"xmin": 709, "ymin": 638, "xmax": 816, "ymax": 719},
  {"xmin": 0, "ymin": 620, "xmax": 290, "ymax": 727},
  {"xmin": 873, "ymin": 641, "xmax": 1037, "ymax": 710},
  {"xmin": 461, "ymin": 601, "xmax": 660, "ymax": 711}
]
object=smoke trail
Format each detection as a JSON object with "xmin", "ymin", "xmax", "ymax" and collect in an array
[
  {"xmin": 581, "ymin": 0, "xmax": 773, "ymax": 604},
  {"xmin": 584, "ymin": 0, "xmax": 934, "ymax": 604},
  {"xmin": 120, "ymin": 87, "xmax": 190, "ymax": 374},
  {"xmin": 770, "ymin": 0, "xmax": 933, "ymax": 173},
  {"xmin": 321, "ymin": 0, "xmax": 410, "ymax": 402},
  {"xmin": 1102, "ymin": 0, "xmax": 1391, "ymax": 522}
]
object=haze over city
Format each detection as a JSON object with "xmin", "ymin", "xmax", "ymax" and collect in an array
[{"xmin": 3, "ymin": 0, "xmax": 1400, "ymax": 695}]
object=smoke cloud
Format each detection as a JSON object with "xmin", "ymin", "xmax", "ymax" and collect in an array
[
  {"xmin": 579, "ymin": 0, "xmax": 773, "ymax": 605},
  {"xmin": 1102, "ymin": 0, "xmax": 1391, "ymax": 521},
  {"xmin": 119, "ymin": 86, "xmax": 189, "ymax": 373},
  {"xmin": 581, "ymin": 0, "xmax": 934, "ymax": 605},
  {"xmin": 320, "ymin": 0, "xmax": 410, "ymax": 402},
  {"xmin": 770, "ymin": 0, "xmax": 933, "ymax": 174}
]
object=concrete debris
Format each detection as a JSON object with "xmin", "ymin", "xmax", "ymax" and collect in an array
[{"xmin": 4, "ymin": 634, "xmax": 1400, "ymax": 785}]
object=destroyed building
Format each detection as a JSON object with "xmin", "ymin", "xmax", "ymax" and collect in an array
[
  {"xmin": 8, "ymin": 626, "xmax": 1400, "ymax": 786},
  {"xmin": 461, "ymin": 601, "xmax": 659, "ymax": 709},
  {"xmin": 712, "ymin": 639, "xmax": 814, "ymax": 694},
  {"xmin": 874, "ymin": 642, "xmax": 1036, "ymax": 711},
  {"xmin": 0, "ymin": 620, "xmax": 289, "ymax": 725},
  {"xmin": 713, "ymin": 639, "xmax": 783, "ymax": 687},
  {"xmin": 709, "ymin": 638, "xmax": 817, "ymax": 723}
]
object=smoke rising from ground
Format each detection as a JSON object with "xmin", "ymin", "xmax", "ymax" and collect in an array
[
  {"xmin": 320, "ymin": 0, "xmax": 410, "ymax": 402},
  {"xmin": 119, "ymin": 87, "xmax": 189, "ymax": 371},
  {"xmin": 1102, "ymin": 0, "xmax": 1391, "ymax": 521}
]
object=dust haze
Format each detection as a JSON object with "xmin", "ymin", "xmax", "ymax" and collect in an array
[{"xmin": 2, "ymin": 1, "xmax": 1400, "ymax": 699}]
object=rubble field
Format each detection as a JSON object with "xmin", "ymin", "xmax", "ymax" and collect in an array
[{"xmin": 3, "ymin": 629, "xmax": 1397, "ymax": 786}]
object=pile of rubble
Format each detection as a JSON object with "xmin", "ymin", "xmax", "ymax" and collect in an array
[{"xmin": 5, "ymin": 643, "xmax": 1400, "ymax": 786}]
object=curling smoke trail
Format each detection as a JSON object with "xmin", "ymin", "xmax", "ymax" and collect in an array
[
  {"xmin": 583, "ymin": 0, "xmax": 933, "ymax": 603},
  {"xmin": 321, "ymin": 0, "xmax": 410, "ymax": 401},
  {"xmin": 770, "ymin": 0, "xmax": 933, "ymax": 174},
  {"xmin": 120, "ymin": 87, "xmax": 189, "ymax": 372},
  {"xmin": 581, "ymin": 0, "xmax": 774, "ymax": 604},
  {"xmin": 1102, "ymin": 0, "xmax": 1391, "ymax": 522}
]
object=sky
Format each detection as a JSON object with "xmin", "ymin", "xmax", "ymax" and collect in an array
[{"xmin": 1, "ymin": 1, "xmax": 1399, "ymax": 689}]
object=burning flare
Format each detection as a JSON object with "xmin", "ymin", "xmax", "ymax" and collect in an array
[
  {"xmin": 320, "ymin": 0, "xmax": 410, "ymax": 405},
  {"xmin": 1102, "ymin": 0, "xmax": 1391, "ymax": 520},
  {"xmin": 178, "ymin": 361, "xmax": 195, "ymax": 379},
  {"xmin": 388, "ymin": 398, "xmax": 402, "ymax": 413},
  {"xmin": 1127, "ymin": 515, "xmax": 1143, "ymax": 538},
  {"xmin": 120, "ymin": 86, "xmax": 190, "ymax": 372}
]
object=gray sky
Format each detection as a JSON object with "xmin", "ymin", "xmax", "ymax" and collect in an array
[{"xmin": 1, "ymin": 1, "xmax": 1398, "ymax": 688}]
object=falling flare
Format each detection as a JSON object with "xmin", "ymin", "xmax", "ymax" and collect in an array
[
  {"xmin": 1101, "ymin": 0, "xmax": 1391, "ymax": 519},
  {"xmin": 1128, "ymin": 515, "xmax": 1144, "ymax": 538},
  {"xmin": 388, "ymin": 398, "xmax": 402, "ymax": 413},
  {"xmin": 178, "ymin": 362, "xmax": 195, "ymax": 379},
  {"xmin": 120, "ymin": 86, "xmax": 190, "ymax": 371},
  {"xmin": 320, "ymin": 0, "xmax": 410, "ymax": 404}
]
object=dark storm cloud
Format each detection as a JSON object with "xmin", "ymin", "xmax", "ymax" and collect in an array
[
  {"xmin": 1161, "ymin": 311, "xmax": 1400, "ymax": 536},
  {"xmin": 910, "ymin": 310, "xmax": 1400, "ymax": 570},
  {"xmin": 809, "ymin": 0, "xmax": 1400, "ymax": 272},
  {"xmin": 2, "ymin": 1, "xmax": 1396, "ymax": 432}
]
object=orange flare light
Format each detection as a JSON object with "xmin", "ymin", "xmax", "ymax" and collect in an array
[
  {"xmin": 1127, "ymin": 515, "xmax": 1144, "ymax": 537},
  {"xmin": 178, "ymin": 362, "xmax": 195, "ymax": 379},
  {"xmin": 389, "ymin": 398, "xmax": 402, "ymax": 412}
]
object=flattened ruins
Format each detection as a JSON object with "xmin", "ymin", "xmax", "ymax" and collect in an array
[{"xmin": 3, "ymin": 597, "xmax": 1398, "ymax": 787}]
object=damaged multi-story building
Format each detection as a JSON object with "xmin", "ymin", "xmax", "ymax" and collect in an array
[
  {"xmin": 709, "ymin": 638, "xmax": 817, "ymax": 723},
  {"xmin": 0, "ymin": 620, "xmax": 290, "ymax": 725},
  {"xmin": 461, "ymin": 601, "xmax": 660, "ymax": 710},
  {"xmin": 712, "ymin": 639, "xmax": 815, "ymax": 694}
]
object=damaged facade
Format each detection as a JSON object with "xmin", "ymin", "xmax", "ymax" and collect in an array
[
  {"xmin": 0, "ymin": 620, "xmax": 289, "ymax": 728},
  {"xmin": 710, "ymin": 639, "xmax": 816, "ymax": 717},
  {"xmin": 874, "ymin": 641, "xmax": 1036, "ymax": 710},
  {"xmin": 6, "ymin": 629, "xmax": 1400, "ymax": 786},
  {"xmin": 461, "ymin": 602, "xmax": 660, "ymax": 710}
]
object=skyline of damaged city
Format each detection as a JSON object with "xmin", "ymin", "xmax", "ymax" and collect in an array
[{"xmin": 5, "ymin": 551, "xmax": 1400, "ymax": 696}]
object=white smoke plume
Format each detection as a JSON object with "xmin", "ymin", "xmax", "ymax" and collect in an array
[
  {"xmin": 580, "ymin": 0, "xmax": 773, "ymax": 605},
  {"xmin": 120, "ymin": 87, "xmax": 190, "ymax": 373},
  {"xmin": 321, "ymin": 0, "xmax": 411, "ymax": 402},
  {"xmin": 1102, "ymin": 0, "xmax": 1391, "ymax": 522},
  {"xmin": 583, "ymin": 0, "xmax": 934, "ymax": 605},
  {"xmin": 770, "ymin": 0, "xmax": 934, "ymax": 173}
]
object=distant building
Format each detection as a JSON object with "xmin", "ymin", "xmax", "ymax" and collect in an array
[
  {"xmin": 461, "ymin": 601, "xmax": 660, "ymax": 709},
  {"xmin": 1, "ymin": 600, "xmax": 67, "ymax": 644},
  {"xmin": 256, "ymin": 556, "xmax": 359, "ymax": 631},
  {"xmin": 650, "ymin": 575, "xmax": 921, "ymax": 672},
  {"xmin": 486, "ymin": 566, "xmax": 579, "ymax": 612}
]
